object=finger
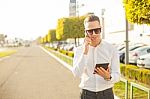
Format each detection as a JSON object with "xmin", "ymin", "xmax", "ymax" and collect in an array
[
  {"xmin": 96, "ymin": 68, "xmax": 104, "ymax": 75},
  {"xmin": 107, "ymin": 66, "xmax": 110, "ymax": 72},
  {"xmin": 85, "ymin": 37, "xmax": 91, "ymax": 42},
  {"xmin": 99, "ymin": 67, "xmax": 106, "ymax": 72},
  {"xmin": 84, "ymin": 39, "xmax": 90, "ymax": 45},
  {"xmin": 94, "ymin": 68, "xmax": 98, "ymax": 73}
]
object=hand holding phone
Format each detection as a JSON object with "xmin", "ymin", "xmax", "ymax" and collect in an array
[
  {"xmin": 83, "ymin": 35, "xmax": 91, "ymax": 55},
  {"xmin": 94, "ymin": 63, "xmax": 109, "ymax": 73}
]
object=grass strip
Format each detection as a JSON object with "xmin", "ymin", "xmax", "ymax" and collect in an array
[{"xmin": 0, "ymin": 50, "xmax": 17, "ymax": 58}]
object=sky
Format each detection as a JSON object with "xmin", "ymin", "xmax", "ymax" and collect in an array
[
  {"xmin": 0, "ymin": 0, "xmax": 124, "ymax": 40},
  {"xmin": 0, "ymin": 0, "xmax": 70, "ymax": 40}
]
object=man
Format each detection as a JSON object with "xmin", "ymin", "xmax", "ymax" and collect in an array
[{"xmin": 72, "ymin": 15, "xmax": 120, "ymax": 99}]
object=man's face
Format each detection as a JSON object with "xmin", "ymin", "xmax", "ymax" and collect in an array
[{"xmin": 84, "ymin": 21, "xmax": 101, "ymax": 43}]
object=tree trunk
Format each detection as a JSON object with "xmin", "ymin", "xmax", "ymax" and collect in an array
[{"xmin": 75, "ymin": 37, "xmax": 77, "ymax": 47}]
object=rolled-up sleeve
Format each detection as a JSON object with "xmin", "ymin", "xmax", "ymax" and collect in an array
[
  {"xmin": 110, "ymin": 47, "xmax": 121, "ymax": 83},
  {"xmin": 71, "ymin": 47, "xmax": 87, "ymax": 78}
]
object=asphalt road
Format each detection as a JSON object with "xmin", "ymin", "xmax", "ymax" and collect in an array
[{"xmin": 0, "ymin": 45, "xmax": 80, "ymax": 99}]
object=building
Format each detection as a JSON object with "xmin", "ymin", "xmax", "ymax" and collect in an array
[
  {"xmin": 0, "ymin": 34, "xmax": 7, "ymax": 47},
  {"xmin": 69, "ymin": 0, "xmax": 76, "ymax": 17}
]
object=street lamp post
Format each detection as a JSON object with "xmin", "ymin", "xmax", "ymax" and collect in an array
[
  {"xmin": 101, "ymin": 9, "xmax": 105, "ymax": 39},
  {"xmin": 76, "ymin": 1, "xmax": 84, "ymax": 46},
  {"xmin": 125, "ymin": 14, "xmax": 129, "ymax": 65}
]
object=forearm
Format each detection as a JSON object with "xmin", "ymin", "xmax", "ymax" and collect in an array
[
  {"xmin": 110, "ymin": 72, "xmax": 121, "ymax": 83},
  {"xmin": 72, "ymin": 54, "xmax": 87, "ymax": 77},
  {"xmin": 109, "ymin": 47, "xmax": 121, "ymax": 83}
]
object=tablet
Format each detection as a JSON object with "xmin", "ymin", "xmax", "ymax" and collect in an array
[{"xmin": 95, "ymin": 63, "xmax": 109, "ymax": 71}]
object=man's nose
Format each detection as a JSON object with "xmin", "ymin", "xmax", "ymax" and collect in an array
[{"xmin": 92, "ymin": 30, "xmax": 96, "ymax": 35}]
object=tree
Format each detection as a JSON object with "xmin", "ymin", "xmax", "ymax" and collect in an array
[
  {"xmin": 47, "ymin": 32, "xmax": 51, "ymax": 43},
  {"xmin": 0, "ymin": 34, "xmax": 7, "ymax": 46},
  {"xmin": 49, "ymin": 29, "xmax": 57, "ymax": 42},
  {"xmin": 56, "ymin": 16, "xmax": 85, "ymax": 46},
  {"xmin": 56, "ymin": 18, "xmax": 64, "ymax": 40},
  {"xmin": 123, "ymin": 0, "xmax": 150, "ymax": 24}
]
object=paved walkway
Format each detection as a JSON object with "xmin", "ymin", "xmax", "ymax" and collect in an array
[{"xmin": 0, "ymin": 46, "xmax": 80, "ymax": 99}]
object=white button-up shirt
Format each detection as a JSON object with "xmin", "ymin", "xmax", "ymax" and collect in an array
[{"xmin": 72, "ymin": 40, "xmax": 120, "ymax": 92}]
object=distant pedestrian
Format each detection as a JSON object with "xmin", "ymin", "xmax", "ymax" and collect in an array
[{"xmin": 72, "ymin": 14, "xmax": 120, "ymax": 99}]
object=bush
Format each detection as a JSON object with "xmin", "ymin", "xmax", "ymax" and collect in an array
[
  {"xmin": 124, "ymin": 65, "xmax": 138, "ymax": 78},
  {"xmin": 142, "ymin": 70, "xmax": 150, "ymax": 85},
  {"xmin": 120, "ymin": 64, "xmax": 150, "ymax": 86},
  {"xmin": 120, "ymin": 64, "xmax": 126, "ymax": 76},
  {"xmin": 67, "ymin": 51, "xmax": 74, "ymax": 57}
]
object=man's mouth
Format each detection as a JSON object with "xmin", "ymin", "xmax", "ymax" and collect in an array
[{"xmin": 91, "ymin": 37, "xmax": 96, "ymax": 40}]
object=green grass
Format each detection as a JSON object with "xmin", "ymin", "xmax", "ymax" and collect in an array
[
  {"xmin": 114, "ymin": 81, "xmax": 148, "ymax": 99},
  {"xmin": 0, "ymin": 50, "xmax": 17, "ymax": 58},
  {"xmin": 113, "ymin": 81, "xmax": 125, "ymax": 98},
  {"xmin": 45, "ymin": 47, "xmax": 73, "ymax": 65},
  {"xmin": 53, "ymin": 51, "xmax": 73, "ymax": 65}
]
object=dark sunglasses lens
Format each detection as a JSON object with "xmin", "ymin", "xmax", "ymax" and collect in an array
[
  {"xmin": 87, "ymin": 30, "xmax": 93, "ymax": 35},
  {"xmin": 86, "ymin": 28, "xmax": 101, "ymax": 35},
  {"xmin": 94, "ymin": 28, "xmax": 101, "ymax": 34}
]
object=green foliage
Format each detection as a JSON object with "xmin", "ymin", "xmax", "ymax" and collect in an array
[
  {"xmin": 56, "ymin": 18, "xmax": 64, "ymax": 40},
  {"xmin": 120, "ymin": 64, "xmax": 126, "ymax": 76},
  {"xmin": 56, "ymin": 16, "xmax": 86, "ymax": 40},
  {"xmin": 59, "ymin": 49, "xmax": 74, "ymax": 57},
  {"xmin": 44, "ymin": 35, "xmax": 47, "ymax": 43},
  {"xmin": 142, "ymin": 70, "xmax": 150, "ymax": 85},
  {"xmin": 67, "ymin": 51, "xmax": 74, "ymax": 57},
  {"xmin": 48, "ymin": 29, "xmax": 56, "ymax": 42},
  {"xmin": 120, "ymin": 64, "xmax": 150, "ymax": 86},
  {"xmin": 60, "ymin": 50, "xmax": 68, "ymax": 55},
  {"xmin": 124, "ymin": 65, "xmax": 138, "ymax": 78},
  {"xmin": 123, "ymin": 0, "xmax": 150, "ymax": 25}
]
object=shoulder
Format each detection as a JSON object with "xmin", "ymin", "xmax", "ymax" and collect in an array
[
  {"xmin": 101, "ymin": 40, "xmax": 118, "ymax": 53},
  {"xmin": 102, "ymin": 40, "xmax": 116, "ymax": 49},
  {"xmin": 74, "ymin": 45, "xmax": 83, "ymax": 53}
]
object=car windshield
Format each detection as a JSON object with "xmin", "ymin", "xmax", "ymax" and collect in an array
[
  {"xmin": 132, "ymin": 46, "xmax": 150, "ymax": 52},
  {"xmin": 121, "ymin": 45, "xmax": 144, "ymax": 52}
]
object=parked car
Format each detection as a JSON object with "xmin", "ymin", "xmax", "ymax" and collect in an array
[
  {"xmin": 24, "ymin": 43, "xmax": 30, "ymax": 47},
  {"xmin": 129, "ymin": 46, "xmax": 150, "ymax": 64},
  {"xmin": 119, "ymin": 44, "xmax": 146, "ymax": 63},
  {"xmin": 137, "ymin": 53, "xmax": 150, "ymax": 69},
  {"xmin": 117, "ymin": 44, "xmax": 125, "ymax": 51}
]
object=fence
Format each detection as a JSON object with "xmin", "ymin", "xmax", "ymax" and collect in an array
[
  {"xmin": 120, "ymin": 78, "xmax": 128, "ymax": 99},
  {"xmin": 130, "ymin": 82, "xmax": 150, "ymax": 99}
]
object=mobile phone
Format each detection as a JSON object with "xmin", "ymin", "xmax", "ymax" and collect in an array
[{"xmin": 94, "ymin": 63, "xmax": 109, "ymax": 73}]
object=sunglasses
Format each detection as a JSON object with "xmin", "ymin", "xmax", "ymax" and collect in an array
[{"xmin": 86, "ymin": 28, "xmax": 101, "ymax": 35}]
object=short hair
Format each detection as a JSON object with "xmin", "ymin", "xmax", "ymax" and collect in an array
[{"xmin": 84, "ymin": 15, "xmax": 100, "ymax": 25}]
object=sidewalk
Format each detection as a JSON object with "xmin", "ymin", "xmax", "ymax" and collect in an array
[{"xmin": 0, "ymin": 46, "xmax": 80, "ymax": 99}]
